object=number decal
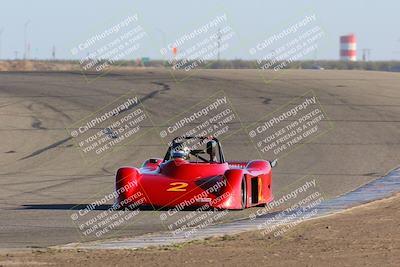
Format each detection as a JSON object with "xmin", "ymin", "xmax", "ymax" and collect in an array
[{"xmin": 167, "ymin": 182, "xmax": 188, "ymax": 192}]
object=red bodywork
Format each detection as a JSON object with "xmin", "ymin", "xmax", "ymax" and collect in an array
[{"xmin": 115, "ymin": 138, "xmax": 274, "ymax": 210}]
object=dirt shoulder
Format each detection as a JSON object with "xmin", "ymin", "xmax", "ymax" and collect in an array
[{"xmin": 1, "ymin": 193, "xmax": 399, "ymax": 267}]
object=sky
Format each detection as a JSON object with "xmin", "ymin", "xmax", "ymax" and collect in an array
[{"xmin": 0, "ymin": 0, "xmax": 399, "ymax": 61}]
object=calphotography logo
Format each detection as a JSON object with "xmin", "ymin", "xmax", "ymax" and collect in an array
[
  {"xmin": 248, "ymin": 178, "xmax": 325, "ymax": 237},
  {"xmin": 70, "ymin": 13, "xmax": 148, "ymax": 81},
  {"xmin": 66, "ymin": 91, "xmax": 153, "ymax": 165},
  {"xmin": 247, "ymin": 90, "xmax": 334, "ymax": 160},
  {"xmin": 248, "ymin": 12, "xmax": 326, "ymax": 84},
  {"xmin": 158, "ymin": 91, "xmax": 241, "ymax": 147},
  {"xmin": 159, "ymin": 12, "xmax": 238, "ymax": 80},
  {"xmin": 69, "ymin": 181, "xmax": 145, "ymax": 240}
]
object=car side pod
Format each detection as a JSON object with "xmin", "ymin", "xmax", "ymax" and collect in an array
[
  {"xmin": 115, "ymin": 167, "xmax": 141, "ymax": 209},
  {"xmin": 246, "ymin": 160, "xmax": 273, "ymax": 203},
  {"xmin": 216, "ymin": 168, "xmax": 247, "ymax": 210}
]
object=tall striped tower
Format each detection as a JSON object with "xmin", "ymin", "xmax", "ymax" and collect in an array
[{"xmin": 340, "ymin": 34, "xmax": 357, "ymax": 61}]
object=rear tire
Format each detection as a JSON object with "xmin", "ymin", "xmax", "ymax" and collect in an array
[{"xmin": 240, "ymin": 176, "xmax": 247, "ymax": 209}]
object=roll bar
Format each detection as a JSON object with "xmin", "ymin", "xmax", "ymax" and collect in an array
[{"xmin": 162, "ymin": 136, "xmax": 225, "ymax": 163}]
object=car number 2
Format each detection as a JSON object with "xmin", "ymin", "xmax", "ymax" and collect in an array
[{"xmin": 167, "ymin": 182, "xmax": 188, "ymax": 192}]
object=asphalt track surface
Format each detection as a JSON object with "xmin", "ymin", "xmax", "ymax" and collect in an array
[{"xmin": 0, "ymin": 69, "xmax": 399, "ymax": 248}]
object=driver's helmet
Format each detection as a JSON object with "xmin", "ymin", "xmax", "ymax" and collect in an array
[{"xmin": 171, "ymin": 146, "xmax": 190, "ymax": 160}]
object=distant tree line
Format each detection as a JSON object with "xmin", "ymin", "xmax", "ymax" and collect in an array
[
  {"xmin": 127, "ymin": 59, "xmax": 400, "ymax": 72},
  {"xmin": 16, "ymin": 59, "xmax": 400, "ymax": 72}
]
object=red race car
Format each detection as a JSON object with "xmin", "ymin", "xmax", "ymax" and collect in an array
[{"xmin": 115, "ymin": 136, "xmax": 276, "ymax": 210}]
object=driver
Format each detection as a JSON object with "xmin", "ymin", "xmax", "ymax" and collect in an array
[{"xmin": 171, "ymin": 145, "xmax": 190, "ymax": 160}]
